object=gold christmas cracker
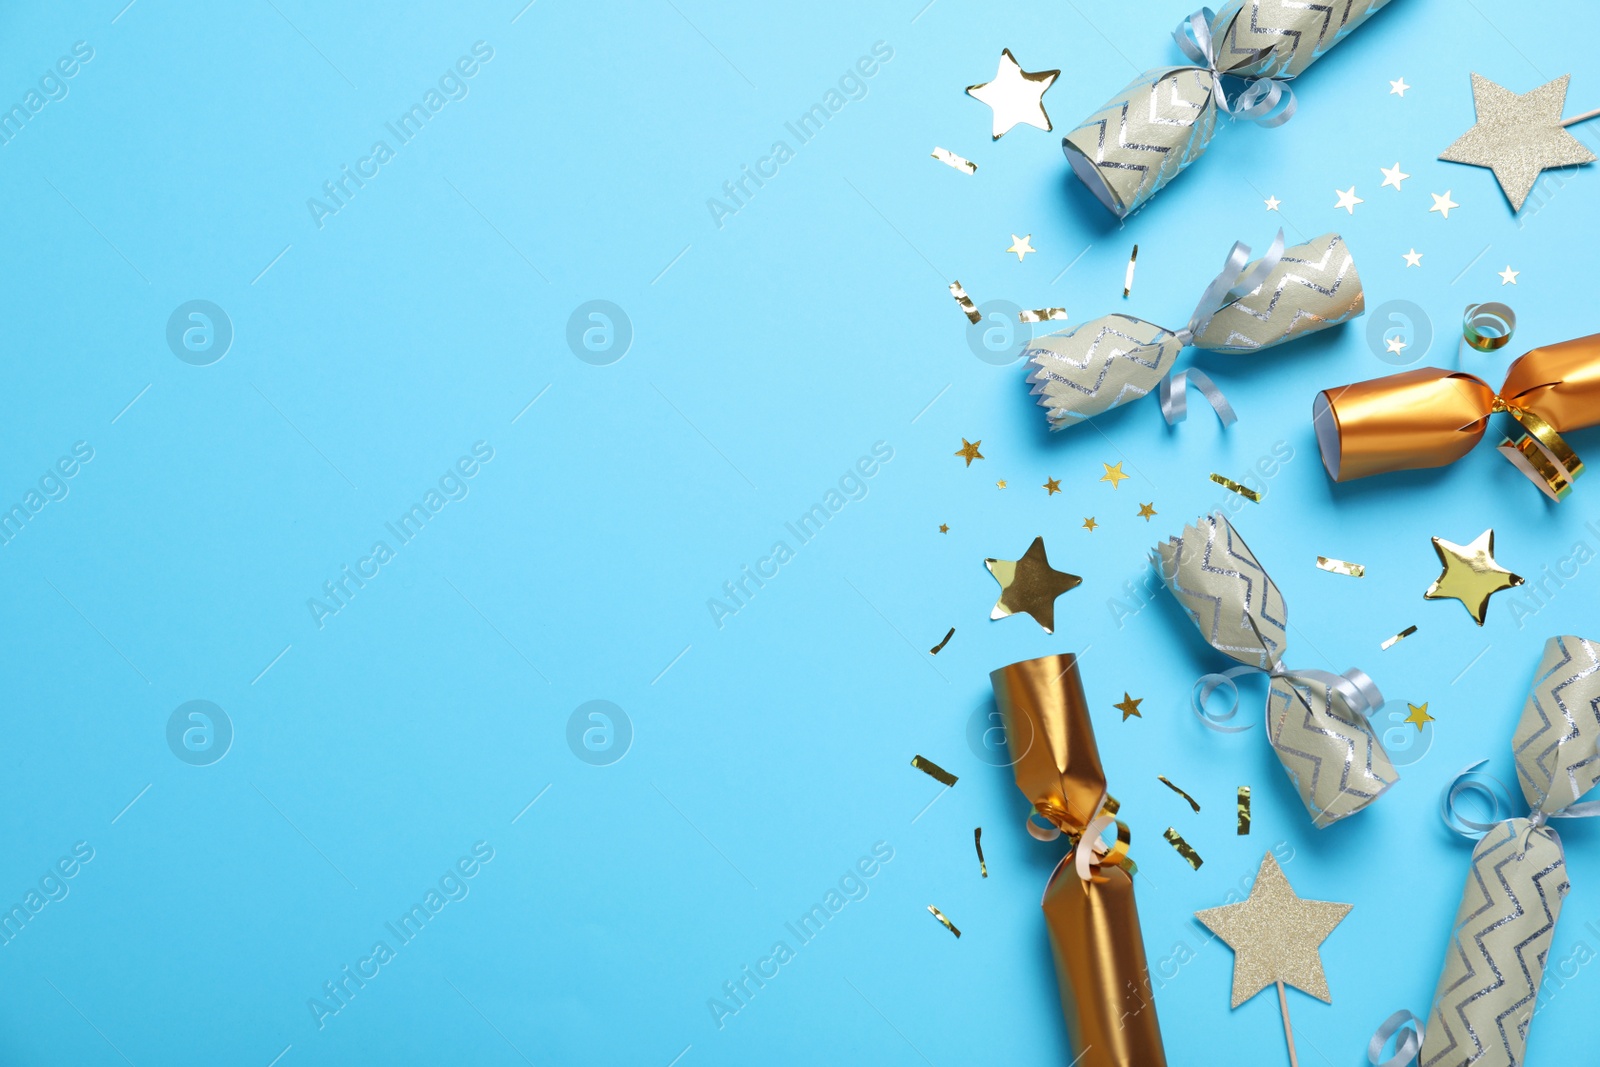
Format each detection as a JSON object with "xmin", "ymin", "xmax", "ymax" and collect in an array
[
  {"xmin": 1162, "ymin": 828, "xmax": 1203, "ymax": 870},
  {"xmin": 927, "ymin": 905, "xmax": 961, "ymax": 938},
  {"xmin": 931, "ymin": 146, "xmax": 976, "ymax": 174},
  {"xmin": 1316, "ymin": 556, "xmax": 1365, "ymax": 578},
  {"xmin": 911, "ymin": 755, "xmax": 958, "ymax": 787},
  {"xmin": 1381, "ymin": 625, "xmax": 1418, "ymax": 651},
  {"xmin": 1157, "ymin": 776, "xmax": 1201, "ymax": 813},
  {"xmin": 1209, "ymin": 473, "xmax": 1261, "ymax": 502},
  {"xmin": 949, "ymin": 281, "xmax": 981, "ymax": 323}
]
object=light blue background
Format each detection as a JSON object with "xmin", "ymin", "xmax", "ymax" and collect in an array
[{"xmin": 2, "ymin": 0, "xmax": 1597, "ymax": 1064}]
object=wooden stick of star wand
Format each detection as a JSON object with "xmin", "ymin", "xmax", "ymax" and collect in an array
[
  {"xmin": 1561, "ymin": 108, "xmax": 1600, "ymax": 127},
  {"xmin": 1276, "ymin": 981, "xmax": 1299, "ymax": 1067}
]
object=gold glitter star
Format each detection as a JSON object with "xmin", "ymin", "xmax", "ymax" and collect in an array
[
  {"xmin": 1043, "ymin": 477, "xmax": 1061, "ymax": 495},
  {"xmin": 1424, "ymin": 528, "xmax": 1524, "ymax": 625},
  {"xmin": 1195, "ymin": 852, "xmax": 1351, "ymax": 1008},
  {"xmin": 1082, "ymin": 517, "xmax": 1098, "ymax": 532},
  {"xmin": 1440, "ymin": 73, "xmax": 1596, "ymax": 211},
  {"xmin": 1137, "ymin": 502, "xmax": 1157, "ymax": 520},
  {"xmin": 996, "ymin": 480, "xmax": 1007, "ymax": 489},
  {"xmin": 1007, "ymin": 234, "xmax": 1036, "ymax": 262},
  {"xmin": 939, "ymin": 523, "xmax": 949, "ymax": 534},
  {"xmin": 1100, "ymin": 462, "xmax": 1129, "ymax": 489},
  {"xmin": 1404, "ymin": 702, "xmax": 1434, "ymax": 731},
  {"xmin": 966, "ymin": 49, "xmax": 1058, "ymax": 140},
  {"xmin": 1114, "ymin": 693, "xmax": 1143, "ymax": 720},
  {"xmin": 985, "ymin": 536, "xmax": 1081, "ymax": 634},
  {"xmin": 955, "ymin": 438, "xmax": 984, "ymax": 466}
]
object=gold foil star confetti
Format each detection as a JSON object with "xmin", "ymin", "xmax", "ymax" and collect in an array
[
  {"xmin": 1499, "ymin": 266, "xmax": 1519, "ymax": 285},
  {"xmin": 1237, "ymin": 787, "xmax": 1252, "ymax": 835},
  {"xmin": 938, "ymin": 523, "xmax": 949, "ymax": 534},
  {"xmin": 1100, "ymin": 462, "xmax": 1129, "ymax": 489},
  {"xmin": 1424, "ymin": 528, "xmax": 1524, "ymax": 625},
  {"xmin": 1429, "ymin": 191, "xmax": 1459, "ymax": 218},
  {"xmin": 1209, "ymin": 473, "xmax": 1261, "ymax": 502},
  {"xmin": 1381, "ymin": 624, "xmax": 1418, "ymax": 650},
  {"xmin": 1124, "ymin": 244, "xmax": 1138, "ymax": 297},
  {"xmin": 974, "ymin": 828, "xmax": 987, "ymax": 878},
  {"xmin": 1315, "ymin": 556, "xmax": 1365, "ymax": 578},
  {"xmin": 1264, "ymin": 195, "xmax": 1281, "ymax": 211},
  {"xmin": 1381, "ymin": 163, "xmax": 1410, "ymax": 190},
  {"xmin": 996, "ymin": 479, "xmax": 1007, "ymax": 490},
  {"xmin": 1403, "ymin": 248, "xmax": 1424, "ymax": 267},
  {"xmin": 1334, "ymin": 186, "xmax": 1364, "ymax": 213},
  {"xmin": 927, "ymin": 905, "xmax": 962, "ymax": 938},
  {"xmin": 1137, "ymin": 502, "xmax": 1157, "ymax": 521},
  {"xmin": 948, "ymin": 281, "xmax": 981, "ymax": 323},
  {"xmin": 1196, "ymin": 852, "xmax": 1351, "ymax": 1013},
  {"xmin": 930, "ymin": 146, "xmax": 976, "ymax": 174},
  {"xmin": 1082, "ymin": 517, "xmax": 1098, "ymax": 532},
  {"xmin": 1115, "ymin": 692, "xmax": 1143, "ymax": 720},
  {"xmin": 910, "ymin": 755, "xmax": 958, "ymax": 787},
  {"xmin": 1404, "ymin": 702, "xmax": 1434, "ymax": 731},
  {"xmin": 1390, "ymin": 77, "xmax": 1410, "ymax": 97},
  {"xmin": 1158, "ymin": 775, "xmax": 1201, "ymax": 812},
  {"xmin": 1163, "ymin": 828, "xmax": 1203, "ymax": 870},
  {"xmin": 966, "ymin": 48, "xmax": 1058, "ymax": 139},
  {"xmin": 1043, "ymin": 477, "xmax": 1061, "ymax": 495},
  {"xmin": 1440, "ymin": 73, "xmax": 1597, "ymax": 211},
  {"xmin": 985, "ymin": 536, "xmax": 1081, "ymax": 634},
  {"xmin": 954, "ymin": 438, "xmax": 984, "ymax": 466},
  {"xmin": 1007, "ymin": 234, "xmax": 1036, "ymax": 262},
  {"xmin": 929, "ymin": 627, "xmax": 955, "ymax": 655},
  {"xmin": 1018, "ymin": 307, "xmax": 1069, "ymax": 323}
]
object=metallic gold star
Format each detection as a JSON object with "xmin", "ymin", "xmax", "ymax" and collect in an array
[
  {"xmin": 1137, "ymin": 502, "xmax": 1157, "ymax": 520},
  {"xmin": 996, "ymin": 480, "xmax": 1007, "ymax": 489},
  {"xmin": 1334, "ymin": 186, "xmax": 1364, "ymax": 213},
  {"xmin": 1499, "ymin": 266, "xmax": 1519, "ymax": 285},
  {"xmin": 939, "ymin": 523, "xmax": 949, "ymax": 534},
  {"xmin": 1114, "ymin": 693, "xmax": 1143, "ymax": 720},
  {"xmin": 1100, "ymin": 462, "xmax": 1129, "ymax": 489},
  {"xmin": 1043, "ymin": 477, "xmax": 1061, "ymax": 495},
  {"xmin": 1430, "ymin": 191, "xmax": 1459, "ymax": 218},
  {"xmin": 1404, "ymin": 702, "xmax": 1434, "ymax": 731},
  {"xmin": 1403, "ymin": 248, "xmax": 1423, "ymax": 267},
  {"xmin": 1381, "ymin": 163, "xmax": 1410, "ymax": 190},
  {"xmin": 985, "ymin": 536, "xmax": 1081, "ymax": 634},
  {"xmin": 1007, "ymin": 234, "xmax": 1036, "ymax": 261},
  {"xmin": 1439, "ymin": 73, "xmax": 1596, "ymax": 211},
  {"xmin": 1264, "ymin": 195, "xmax": 1281, "ymax": 211},
  {"xmin": 1424, "ymin": 528, "xmax": 1524, "ymax": 625},
  {"xmin": 966, "ymin": 49, "xmax": 1058, "ymax": 140},
  {"xmin": 1082, "ymin": 517, "xmax": 1098, "ymax": 532},
  {"xmin": 1195, "ymin": 852, "xmax": 1352, "ymax": 1008},
  {"xmin": 955, "ymin": 438, "xmax": 983, "ymax": 466}
]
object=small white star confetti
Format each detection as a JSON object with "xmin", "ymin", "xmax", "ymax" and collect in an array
[
  {"xmin": 1334, "ymin": 186, "xmax": 1364, "ymax": 213},
  {"xmin": 1500, "ymin": 266, "xmax": 1520, "ymax": 285},
  {"xmin": 1380, "ymin": 163, "xmax": 1410, "ymax": 190},
  {"xmin": 1007, "ymin": 234, "xmax": 1036, "ymax": 262},
  {"xmin": 1403, "ymin": 249, "xmax": 1423, "ymax": 267},
  {"xmin": 1430, "ymin": 191, "xmax": 1459, "ymax": 218},
  {"xmin": 1390, "ymin": 77, "xmax": 1410, "ymax": 97},
  {"xmin": 1264, "ymin": 195, "xmax": 1281, "ymax": 211},
  {"xmin": 1386, "ymin": 336, "xmax": 1407, "ymax": 355}
]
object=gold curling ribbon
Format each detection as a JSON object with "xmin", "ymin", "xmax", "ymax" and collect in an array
[{"xmin": 1314, "ymin": 331, "xmax": 1600, "ymax": 501}]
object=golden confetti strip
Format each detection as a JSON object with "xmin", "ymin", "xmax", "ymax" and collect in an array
[
  {"xmin": 974, "ymin": 827, "xmax": 987, "ymax": 878},
  {"xmin": 1019, "ymin": 307, "xmax": 1069, "ymax": 323},
  {"xmin": 929, "ymin": 627, "xmax": 955, "ymax": 655},
  {"xmin": 1237, "ymin": 786, "xmax": 1251, "ymax": 835},
  {"xmin": 1209, "ymin": 473, "xmax": 1262, "ymax": 502},
  {"xmin": 949, "ymin": 281, "xmax": 981, "ymax": 323},
  {"xmin": 1381, "ymin": 624, "xmax": 1419, "ymax": 651},
  {"xmin": 930, "ymin": 146, "xmax": 977, "ymax": 174},
  {"xmin": 1316, "ymin": 556, "xmax": 1366, "ymax": 578},
  {"xmin": 927, "ymin": 905, "xmax": 961, "ymax": 938},
  {"xmin": 1157, "ymin": 776, "xmax": 1201, "ymax": 813},
  {"xmin": 1163, "ymin": 827, "xmax": 1204, "ymax": 870},
  {"xmin": 1123, "ymin": 244, "xmax": 1139, "ymax": 297},
  {"xmin": 911, "ymin": 755, "xmax": 958, "ymax": 787}
]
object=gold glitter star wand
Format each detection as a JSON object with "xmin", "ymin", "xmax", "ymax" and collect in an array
[{"xmin": 1441, "ymin": 73, "xmax": 1599, "ymax": 210}]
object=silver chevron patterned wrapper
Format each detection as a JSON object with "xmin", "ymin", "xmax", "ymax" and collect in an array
[
  {"xmin": 1153, "ymin": 513, "xmax": 1397, "ymax": 827},
  {"xmin": 1420, "ymin": 635, "xmax": 1600, "ymax": 1067},
  {"xmin": 1063, "ymin": 1, "xmax": 1395, "ymax": 216},
  {"xmin": 1025, "ymin": 234, "xmax": 1361, "ymax": 430}
]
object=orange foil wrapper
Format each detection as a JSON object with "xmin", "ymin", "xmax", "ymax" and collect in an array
[
  {"xmin": 1313, "ymin": 332, "xmax": 1600, "ymax": 499},
  {"xmin": 990, "ymin": 654, "xmax": 1166, "ymax": 1067}
]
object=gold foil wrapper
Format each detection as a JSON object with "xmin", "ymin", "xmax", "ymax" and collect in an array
[
  {"xmin": 1420, "ymin": 635, "xmax": 1600, "ymax": 1067},
  {"xmin": 991, "ymin": 654, "xmax": 1167, "ymax": 1067}
]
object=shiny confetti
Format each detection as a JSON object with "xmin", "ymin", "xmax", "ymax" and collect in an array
[
  {"xmin": 929, "ymin": 627, "xmax": 955, "ymax": 655},
  {"xmin": 954, "ymin": 438, "xmax": 984, "ymax": 465},
  {"xmin": 1158, "ymin": 776, "xmax": 1201, "ymax": 813},
  {"xmin": 1315, "ymin": 556, "xmax": 1365, "ymax": 578},
  {"xmin": 996, "ymin": 479, "xmax": 1007, "ymax": 490},
  {"xmin": 1237, "ymin": 786, "xmax": 1251, "ymax": 835},
  {"xmin": 930, "ymin": 146, "xmax": 977, "ymax": 174},
  {"xmin": 1043, "ymin": 477, "xmax": 1061, "ymax": 495},
  {"xmin": 927, "ymin": 904, "xmax": 962, "ymax": 938},
  {"xmin": 1114, "ymin": 693, "xmax": 1143, "ymax": 720},
  {"xmin": 1404, "ymin": 702, "xmax": 1434, "ymax": 730},
  {"xmin": 938, "ymin": 523, "xmax": 949, "ymax": 534},
  {"xmin": 949, "ymin": 281, "xmax": 981, "ymax": 323},
  {"xmin": 1381, "ymin": 625, "xmax": 1418, "ymax": 650},
  {"xmin": 1123, "ymin": 244, "xmax": 1138, "ymax": 297},
  {"xmin": 1440, "ymin": 73, "xmax": 1598, "ymax": 211},
  {"xmin": 974, "ymin": 827, "xmax": 987, "ymax": 878},
  {"xmin": 985, "ymin": 536, "xmax": 1082, "ymax": 634},
  {"xmin": 966, "ymin": 48, "xmax": 1058, "ymax": 140},
  {"xmin": 1019, "ymin": 307, "xmax": 1069, "ymax": 323},
  {"xmin": 1163, "ymin": 827, "xmax": 1204, "ymax": 870},
  {"xmin": 1101, "ymin": 462, "xmax": 1130, "ymax": 489},
  {"xmin": 1137, "ymin": 502, "xmax": 1157, "ymax": 521},
  {"xmin": 1007, "ymin": 234, "xmax": 1036, "ymax": 262},
  {"xmin": 911, "ymin": 755, "xmax": 957, "ymax": 787},
  {"xmin": 1425, "ymin": 528, "xmax": 1524, "ymax": 625},
  {"xmin": 1209, "ymin": 473, "xmax": 1262, "ymax": 502},
  {"xmin": 1082, "ymin": 517, "xmax": 1098, "ymax": 532}
]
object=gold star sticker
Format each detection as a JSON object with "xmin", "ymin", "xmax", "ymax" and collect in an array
[
  {"xmin": 1043, "ymin": 477, "xmax": 1061, "ymax": 495},
  {"xmin": 1114, "ymin": 693, "xmax": 1143, "ymax": 720},
  {"xmin": 996, "ymin": 479, "xmax": 1007, "ymax": 489},
  {"xmin": 1404, "ymin": 702, "xmax": 1434, "ymax": 731},
  {"xmin": 1100, "ymin": 462, "xmax": 1129, "ymax": 489},
  {"xmin": 1424, "ymin": 528, "xmax": 1524, "ymax": 625},
  {"xmin": 1007, "ymin": 234, "xmax": 1036, "ymax": 262},
  {"xmin": 966, "ymin": 49, "xmax": 1059, "ymax": 140},
  {"xmin": 955, "ymin": 438, "xmax": 983, "ymax": 466},
  {"xmin": 1440, "ymin": 73, "xmax": 1597, "ymax": 211},
  {"xmin": 939, "ymin": 523, "xmax": 949, "ymax": 534},
  {"xmin": 1137, "ymin": 502, "xmax": 1157, "ymax": 520},
  {"xmin": 1195, "ymin": 852, "xmax": 1352, "ymax": 1008},
  {"xmin": 1082, "ymin": 517, "xmax": 1098, "ymax": 532},
  {"xmin": 985, "ymin": 536, "xmax": 1081, "ymax": 634}
]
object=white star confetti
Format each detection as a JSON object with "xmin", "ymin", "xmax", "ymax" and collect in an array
[
  {"xmin": 1390, "ymin": 77, "xmax": 1410, "ymax": 97},
  {"xmin": 1334, "ymin": 186, "xmax": 1364, "ymax": 213},
  {"xmin": 1380, "ymin": 163, "xmax": 1410, "ymax": 190},
  {"xmin": 1403, "ymin": 249, "xmax": 1423, "ymax": 267},
  {"xmin": 1499, "ymin": 266, "xmax": 1519, "ymax": 285},
  {"xmin": 1264, "ymin": 195, "xmax": 1281, "ymax": 211},
  {"xmin": 1386, "ymin": 336, "xmax": 1407, "ymax": 355},
  {"xmin": 1430, "ymin": 191, "xmax": 1459, "ymax": 218}
]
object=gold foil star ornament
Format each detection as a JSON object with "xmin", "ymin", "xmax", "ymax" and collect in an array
[
  {"xmin": 1114, "ymin": 693, "xmax": 1143, "ymax": 720},
  {"xmin": 1043, "ymin": 477, "xmax": 1061, "ymax": 495},
  {"xmin": 1424, "ymin": 528, "xmax": 1524, "ymax": 625},
  {"xmin": 1100, "ymin": 462, "xmax": 1129, "ymax": 489},
  {"xmin": 1404, "ymin": 702, "xmax": 1434, "ymax": 731},
  {"xmin": 1007, "ymin": 234, "xmax": 1036, "ymax": 261},
  {"xmin": 985, "ymin": 536, "xmax": 1081, "ymax": 634},
  {"xmin": 1440, "ymin": 73, "xmax": 1597, "ymax": 210},
  {"xmin": 955, "ymin": 438, "xmax": 983, "ymax": 466},
  {"xmin": 966, "ymin": 49, "xmax": 1058, "ymax": 139}
]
